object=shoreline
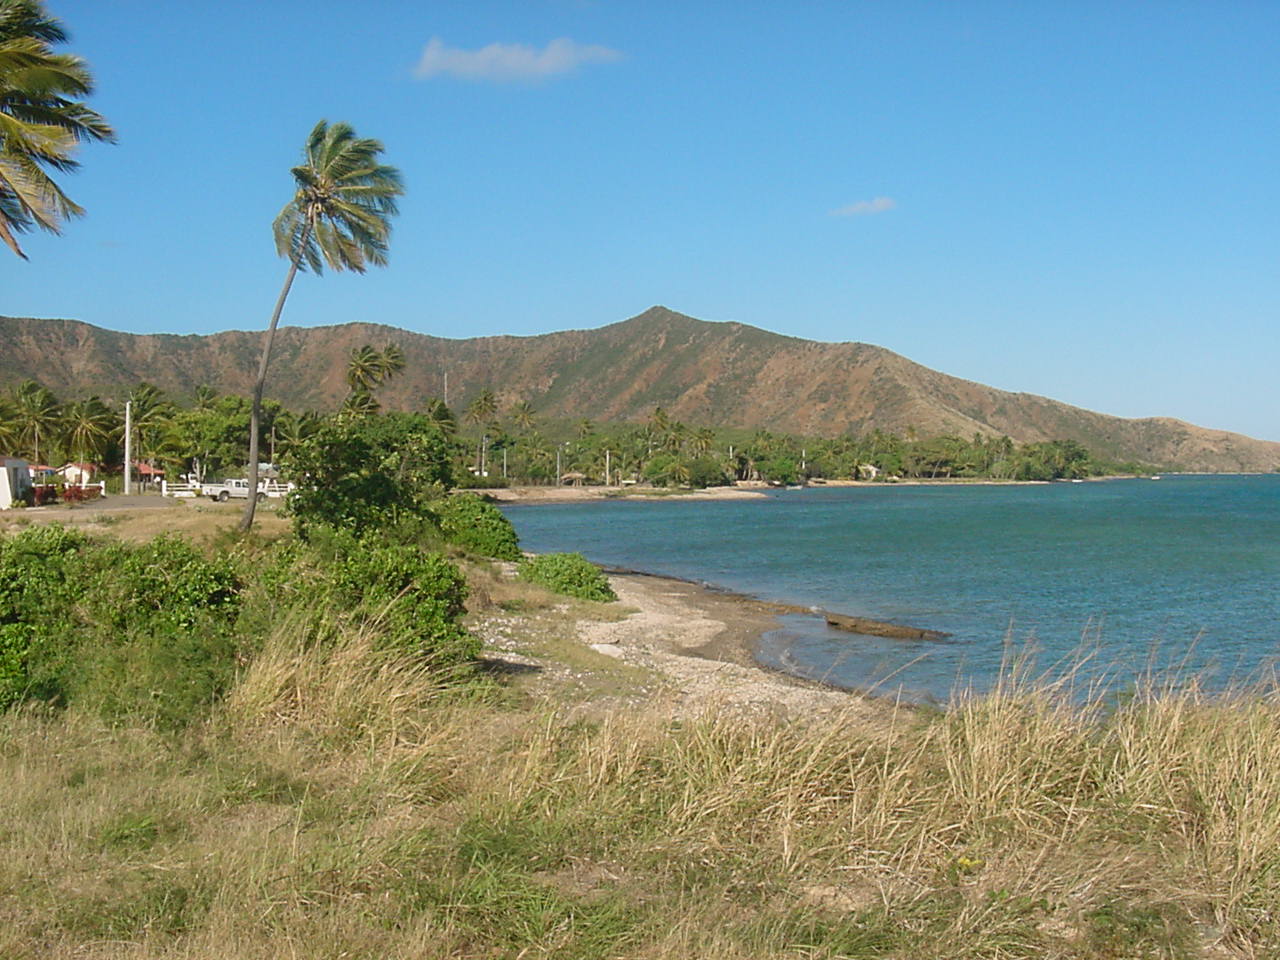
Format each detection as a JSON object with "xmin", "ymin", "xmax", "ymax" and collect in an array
[
  {"xmin": 486, "ymin": 475, "xmax": 1141, "ymax": 506},
  {"xmin": 572, "ymin": 568, "xmax": 889, "ymax": 718}
]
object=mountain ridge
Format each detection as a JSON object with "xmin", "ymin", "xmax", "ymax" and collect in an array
[{"xmin": 2, "ymin": 306, "xmax": 1277, "ymax": 472}]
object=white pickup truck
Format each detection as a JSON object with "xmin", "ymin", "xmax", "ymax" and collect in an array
[
  {"xmin": 203, "ymin": 479, "xmax": 292, "ymax": 503},
  {"xmin": 203, "ymin": 479, "xmax": 262, "ymax": 502}
]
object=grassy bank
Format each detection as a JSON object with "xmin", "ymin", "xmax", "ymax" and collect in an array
[{"xmin": 2, "ymin": 515, "xmax": 1278, "ymax": 957}]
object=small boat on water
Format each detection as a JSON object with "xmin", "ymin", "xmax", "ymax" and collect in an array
[{"xmin": 1151, "ymin": 475, "xmax": 1162, "ymax": 480}]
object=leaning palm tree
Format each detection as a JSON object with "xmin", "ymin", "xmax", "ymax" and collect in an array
[
  {"xmin": 0, "ymin": 394, "xmax": 18, "ymax": 451},
  {"xmin": 340, "ymin": 389, "xmax": 380, "ymax": 418},
  {"xmin": 690, "ymin": 427, "xmax": 715, "ymax": 458},
  {"xmin": 191, "ymin": 384, "xmax": 217, "ymax": 411},
  {"xmin": 241, "ymin": 120, "xmax": 403, "ymax": 531},
  {"xmin": 128, "ymin": 381, "xmax": 173, "ymax": 456},
  {"xmin": 422, "ymin": 397, "xmax": 457, "ymax": 437},
  {"xmin": 0, "ymin": 0, "xmax": 114, "ymax": 258}
]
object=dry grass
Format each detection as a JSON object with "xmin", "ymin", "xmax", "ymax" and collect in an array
[
  {"xmin": 0, "ymin": 498, "xmax": 290, "ymax": 543},
  {"xmin": 3, "ymin": 579, "xmax": 1279, "ymax": 957}
]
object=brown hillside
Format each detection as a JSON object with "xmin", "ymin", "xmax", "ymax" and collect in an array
[{"xmin": 1, "ymin": 307, "xmax": 1277, "ymax": 472}]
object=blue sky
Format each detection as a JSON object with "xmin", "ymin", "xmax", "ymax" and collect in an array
[{"xmin": 7, "ymin": 1, "xmax": 1278, "ymax": 440}]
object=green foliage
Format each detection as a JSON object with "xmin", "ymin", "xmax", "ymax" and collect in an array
[
  {"xmin": 640, "ymin": 452, "xmax": 679, "ymax": 485},
  {"xmin": 518, "ymin": 553, "xmax": 617, "ymax": 603},
  {"xmin": 436, "ymin": 493, "xmax": 521, "ymax": 560},
  {"xmin": 89, "ymin": 535, "xmax": 241, "ymax": 633},
  {"xmin": 169, "ymin": 395, "xmax": 256, "ymax": 480},
  {"xmin": 0, "ymin": 525, "xmax": 243, "ymax": 723},
  {"xmin": 756, "ymin": 455, "xmax": 799, "ymax": 484},
  {"xmin": 73, "ymin": 624, "xmax": 240, "ymax": 732},
  {"xmin": 284, "ymin": 412, "xmax": 453, "ymax": 536},
  {"xmin": 684, "ymin": 455, "xmax": 728, "ymax": 488},
  {"xmin": 0, "ymin": 524, "xmax": 87, "ymax": 706},
  {"xmin": 296, "ymin": 528, "xmax": 476, "ymax": 665},
  {"xmin": 336, "ymin": 540, "xmax": 475, "ymax": 662},
  {"xmin": 0, "ymin": 0, "xmax": 115, "ymax": 259}
]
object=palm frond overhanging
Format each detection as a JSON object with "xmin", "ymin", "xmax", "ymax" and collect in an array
[{"xmin": 0, "ymin": 0, "xmax": 113, "ymax": 258}]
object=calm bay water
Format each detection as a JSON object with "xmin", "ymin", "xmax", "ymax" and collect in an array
[{"xmin": 502, "ymin": 476, "xmax": 1280, "ymax": 701}]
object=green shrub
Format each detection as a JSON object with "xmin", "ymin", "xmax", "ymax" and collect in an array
[
  {"xmin": 0, "ymin": 525, "xmax": 90, "ymax": 707},
  {"xmin": 436, "ymin": 493, "xmax": 521, "ymax": 561},
  {"xmin": 86, "ymin": 535, "xmax": 241, "ymax": 634},
  {"xmin": 518, "ymin": 553, "xmax": 617, "ymax": 603},
  {"xmin": 685, "ymin": 456, "xmax": 729, "ymax": 489},
  {"xmin": 0, "ymin": 526, "xmax": 244, "ymax": 723},
  {"xmin": 284, "ymin": 413, "xmax": 453, "ymax": 536},
  {"xmin": 329, "ymin": 536, "xmax": 477, "ymax": 665}
]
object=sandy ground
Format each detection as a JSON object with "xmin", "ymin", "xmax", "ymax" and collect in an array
[
  {"xmin": 488, "ymin": 484, "xmax": 770, "ymax": 504},
  {"xmin": 566, "ymin": 572, "xmax": 883, "ymax": 720}
]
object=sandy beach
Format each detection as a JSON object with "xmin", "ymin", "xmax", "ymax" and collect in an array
[
  {"xmin": 477, "ymin": 561, "xmax": 884, "ymax": 720},
  {"xmin": 585, "ymin": 572, "xmax": 883, "ymax": 716},
  {"xmin": 486, "ymin": 475, "xmax": 1113, "ymax": 505},
  {"xmin": 488, "ymin": 484, "xmax": 771, "ymax": 504}
]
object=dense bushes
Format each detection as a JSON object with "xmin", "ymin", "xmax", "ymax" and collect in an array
[
  {"xmin": 317, "ymin": 530, "xmax": 477, "ymax": 664},
  {"xmin": 284, "ymin": 413, "xmax": 453, "ymax": 536},
  {"xmin": 0, "ymin": 525, "xmax": 89, "ymax": 706},
  {"xmin": 518, "ymin": 552, "xmax": 617, "ymax": 602},
  {"xmin": 0, "ymin": 527, "xmax": 243, "ymax": 722},
  {"xmin": 436, "ymin": 493, "xmax": 521, "ymax": 560},
  {"xmin": 0, "ymin": 522, "xmax": 480, "ymax": 725}
]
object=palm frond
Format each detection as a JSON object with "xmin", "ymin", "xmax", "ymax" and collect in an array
[{"xmin": 0, "ymin": 0, "xmax": 111, "ymax": 256}]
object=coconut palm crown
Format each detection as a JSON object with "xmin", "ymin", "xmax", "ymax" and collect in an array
[
  {"xmin": 0, "ymin": 0, "xmax": 114, "ymax": 258},
  {"xmin": 272, "ymin": 120, "xmax": 403, "ymax": 275}
]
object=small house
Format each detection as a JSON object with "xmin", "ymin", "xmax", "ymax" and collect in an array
[
  {"xmin": 1, "ymin": 457, "xmax": 34, "ymax": 508},
  {"xmin": 58, "ymin": 462, "xmax": 97, "ymax": 485},
  {"xmin": 135, "ymin": 462, "xmax": 165, "ymax": 488}
]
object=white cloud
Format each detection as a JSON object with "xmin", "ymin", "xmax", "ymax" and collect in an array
[
  {"xmin": 414, "ymin": 36, "xmax": 623, "ymax": 82},
  {"xmin": 832, "ymin": 196, "xmax": 896, "ymax": 217}
]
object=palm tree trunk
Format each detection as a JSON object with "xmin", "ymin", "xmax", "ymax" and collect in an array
[{"xmin": 240, "ymin": 255, "xmax": 303, "ymax": 532}]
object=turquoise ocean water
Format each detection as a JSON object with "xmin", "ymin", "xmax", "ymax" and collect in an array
[{"xmin": 502, "ymin": 475, "xmax": 1280, "ymax": 702}]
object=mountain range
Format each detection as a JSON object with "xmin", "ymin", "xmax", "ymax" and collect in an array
[{"xmin": 2, "ymin": 306, "xmax": 1276, "ymax": 472}]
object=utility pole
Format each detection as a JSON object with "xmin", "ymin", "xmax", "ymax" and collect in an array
[
  {"xmin": 443, "ymin": 371, "xmax": 449, "ymax": 406},
  {"xmin": 556, "ymin": 446, "xmax": 561, "ymax": 485},
  {"xmin": 605, "ymin": 448, "xmax": 611, "ymax": 487},
  {"xmin": 123, "ymin": 400, "xmax": 132, "ymax": 496},
  {"xmin": 502, "ymin": 447, "xmax": 507, "ymax": 480},
  {"xmin": 481, "ymin": 434, "xmax": 488, "ymax": 476}
]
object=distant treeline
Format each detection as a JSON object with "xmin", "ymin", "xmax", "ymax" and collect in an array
[{"xmin": 0, "ymin": 371, "xmax": 1151, "ymax": 487}]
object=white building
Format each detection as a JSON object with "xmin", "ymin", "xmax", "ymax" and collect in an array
[
  {"xmin": 58, "ymin": 462, "xmax": 97, "ymax": 485},
  {"xmin": 1, "ymin": 457, "xmax": 34, "ymax": 508}
]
